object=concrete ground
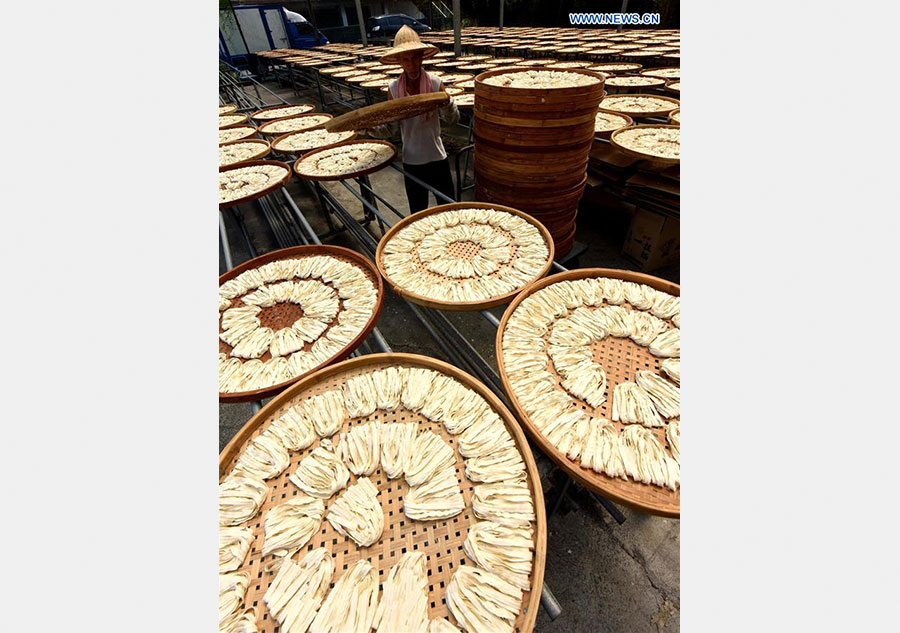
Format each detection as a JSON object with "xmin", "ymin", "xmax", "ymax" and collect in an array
[{"xmin": 220, "ymin": 75, "xmax": 679, "ymax": 632}]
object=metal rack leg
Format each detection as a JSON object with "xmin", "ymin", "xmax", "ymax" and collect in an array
[
  {"xmin": 219, "ymin": 211, "xmax": 234, "ymax": 271},
  {"xmin": 369, "ymin": 327, "xmax": 393, "ymax": 353},
  {"xmin": 232, "ymin": 206, "xmax": 257, "ymax": 258},
  {"xmin": 541, "ymin": 585, "xmax": 563, "ymax": 621}
]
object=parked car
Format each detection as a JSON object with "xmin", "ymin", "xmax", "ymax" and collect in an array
[{"xmin": 366, "ymin": 14, "xmax": 431, "ymax": 40}]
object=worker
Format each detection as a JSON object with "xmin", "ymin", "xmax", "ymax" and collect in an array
[{"xmin": 368, "ymin": 25, "xmax": 460, "ymax": 214}]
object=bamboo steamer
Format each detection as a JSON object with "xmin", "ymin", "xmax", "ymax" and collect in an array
[
  {"xmin": 473, "ymin": 67, "xmax": 604, "ymax": 256},
  {"xmin": 476, "ymin": 173, "xmax": 588, "ymax": 211}
]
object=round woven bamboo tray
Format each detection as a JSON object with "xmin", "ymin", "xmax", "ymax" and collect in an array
[
  {"xmin": 218, "ymin": 139, "xmax": 272, "ymax": 168},
  {"xmin": 594, "ymin": 110, "xmax": 634, "ymax": 139},
  {"xmin": 323, "ymin": 93, "xmax": 450, "ymax": 133},
  {"xmin": 640, "ymin": 67, "xmax": 680, "ymax": 79},
  {"xmin": 610, "ymin": 124, "xmax": 680, "ymax": 166},
  {"xmin": 219, "ymin": 352, "xmax": 546, "ymax": 632},
  {"xmin": 250, "ymin": 103, "xmax": 316, "ymax": 121},
  {"xmin": 270, "ymin": 130, "xmax": 358, "ymax": 157},
  {"xmin": 219, "ymin": 103, "xmax": 239, "ymax": 115},
  {"xmin": 219, "ymin": 125, "xmax": 259, "ymax": 143},
  {"xmin": 668, "ymin": 108, "xmax": 680, "ymax": 125},
  {"xmin": 598, "ymin": 94, "xmax": 680, "ymax": 118},
  {"xmin": 293, "ymin": 139, "xmax": 397, "ymax": 182},
  {"xmin": 220, "ymin": 112, "xmax": 250, "ymax": 129},
  {"xmin": 452, "ymin": 93, "xmax": 475, "ymax": 109},
  {"xmin": 604, "ymin": 74, "xmax": 666, "ymax": 91},
  {"xmin": 218, "ymin": 245, "xmax": 384, "ymax": 403},
  {"xmin": 588, "ymin": 62, "xmax": 643, "ymax": 73},
  {"xmin": 665, "ymin": 79, "xmax": 680, "ymax": 94},
  {"xmin": 375, "ymin": 201, "xmax": 554, "ymax": 311},
  {"xmin": 219, "ymin": 160, "xmax": 292, "ymax": 210},
  {"xmin": 347, "ymin": 73, "xmax": 389, "ymax": 84},
  {"xmin": 258, "ymin": 113, "xmax": 333, "ymax": 137},
  {"xmin": 496, "ymin": 268, "xmax": 680, "ymax": 518}
]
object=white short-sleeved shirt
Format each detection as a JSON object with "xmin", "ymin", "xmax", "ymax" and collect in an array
[{"xmin": 389, "ymin": 75, "xmax": 448, "ymax": 165}]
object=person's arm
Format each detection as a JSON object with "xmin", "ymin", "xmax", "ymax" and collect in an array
[{"xmin": 364, "ymin": 122, "xmax": 399, "ymax": 139}]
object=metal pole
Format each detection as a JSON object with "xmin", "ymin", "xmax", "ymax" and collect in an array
[
  {"xmin": 282, "ymin": 190, "xmax": 322, "ymax": 245},
  {"xmin": 618, "ymin": 0, "xmax": 629, "ymax": 32},
  {"xmin": 499, "ymin": 0, "xmax": 504, "ymax": 30},
  {"xmin": 354, "ymin": 0, "xmax": 368, "ymax": 46},
  {"xmin": 541, "ymin": 585, "xmax": 562, "ymax": 620},
  {"xmin": 219, "ymin": 211, "xmax": 234, "ymax": 271},
  {"xmin": 305, "ymin": 0, "xmax": 322, "ymax": 45},
  {"xmin": 369, "ymin": 328, "xmax": 393, "ymax": 353},
  {"xmin": 453, "ymin": 0, "xmax": 461, "ymax": 56}
]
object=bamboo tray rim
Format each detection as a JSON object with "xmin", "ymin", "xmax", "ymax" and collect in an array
[
  {"xmin": 270, "ymin": 130, "xmax": 359, "ymax": 157},
  {"xmin": 219, "ymin": 125, "xmax": 259, "ymax": 142},
  {"xmin": 218, "ymin": 159, "xmax": 292, "ymax": 210},
  {"xmin": 249, "ymin": 103, "xmax": 317, "ymax": 121},
  {"xmin": 495, "ymin": 267, "xmax": 681, "ymax": 518},
  {"xmin": 323, "ymin": 92, "xmax": 450, "ymax": 133},
  {"xmin": 218, "ymin": 139, "xmax": 272, "ymax": 167},
  {"xmin": 604, "ymin": 74, "xmax": 667, "ymax": 87},
  {"xmin": 594, "ymin": 110, "xmax": 634, "ymax": 140},
  {"xmin": 474, "ymin": 66, "xmax": 606, "ymax": 91},
  {"xmin": 219, "ymin": 112, "xmax": 250, "ymax": 129},
  {"xmin": 668, "ymin": 108, "xmax": 680, "ymax": 125},
  {"xmin": 293, "ymin": 139, "xmax": 397, "ymax": 182},
  {"xmin": 219, "ymin": 352, "xmax": 547, "ymax": 633},
  {"xmin": 218, "ymin": 244, "xmax": 385, "ymax": 403},
  {"xmin": 610, "ymin": 124, "xmax": 680, "ymax": 166},
  {"xmin": 258, "ymin": 112, "xmax": 334, "ymax": 136},
  {"xmin": 599, "ymin": 93, "xmax": 680, "ymax": 117},
  {"xmin": 375, "ymin": 201, "xmax": 555, "ymax": 311}
]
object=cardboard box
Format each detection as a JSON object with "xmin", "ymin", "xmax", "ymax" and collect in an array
[{"xmin": 622, "ymin": 207, "xmax": 680, "ymax": 271}]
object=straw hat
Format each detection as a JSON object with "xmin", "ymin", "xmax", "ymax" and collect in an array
[{"xmin": 379, "ymin": 25, "xmax": 438, "ymax": 64}]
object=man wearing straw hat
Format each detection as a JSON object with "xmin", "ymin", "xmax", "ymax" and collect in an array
[{"xmin": 368, "ymin": 25, "xmax": 459, "ymax": 214}]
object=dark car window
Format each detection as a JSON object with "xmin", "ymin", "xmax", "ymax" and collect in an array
[{"xmin": 388, "ymin": 16, "xmax": 404, "ymax": 26}]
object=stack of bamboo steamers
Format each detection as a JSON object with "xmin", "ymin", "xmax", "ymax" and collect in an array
[{"xmin": 473, "ymin": 68, "xmax": 606, "ymax": 256}]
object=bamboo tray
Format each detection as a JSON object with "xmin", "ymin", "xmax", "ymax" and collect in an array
[
  {"xmin": 219, "ymin": 245, "xmax": 384, "ymax": 402},
  {"xmin": 219, "ymin": 160, "xmax": 292, "ymax": 210},
  {"xmin": 323, "ymin": 92, "xmax": 450, "ymax": 133},
  {"xmin": 375, "ymin": 201, "xmax": 554, "ymax": 311},
  {"xmin": 668, "ymin": 108, "xmax": 680, "ymax": 125},
  {"xmin": 594, "ymin": 109, "xmax": 634, "ymax": 140},
  {"xmin": 598, "ymin": 93, "xmax": 680, "ymax": 118},
  {"xmin": 452, "ymin": 93, "xmax": 475, "ymax": 109},
  {"xmin": 218, "ymin": 139, "xmax": 272, "ymax": 168},
  {"xmin": 219, "ymin": 125, "xmax": 258, "ymax": 143},
  {"xmin": 219, "ymin": 112, "xmax": 250, "ymax": 129},
  {"xmin": 604, "ymin": 74, "xmax": 666, "ymax": 91},
  {"xmin": 250, "ymin": 103, "xmax": 316, "ymax": 121},
  {"xmin": 270, "ymin": 129, "xmax": 358, "ymax": 157},
  {"xmin": 258, "ymin": 113, "xmax": 333, "ymax": 137},
  {"xmin": 293, "ymin": 139, "xmax": 397, "ymax": 182},
  {"xmin": 219, "ymin": 353, "xmax": 546, "ymax": 632},
  {"xmin": 219, "ymin": 103, "xmax": 239, "ymax": 115},
  {"xmin": 496, "ymin": 268, "xmax": 680, "ymax": 518},
  {"xmin": 610, "ymin": 124, "xmax": 680, "ymax": 166}
]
